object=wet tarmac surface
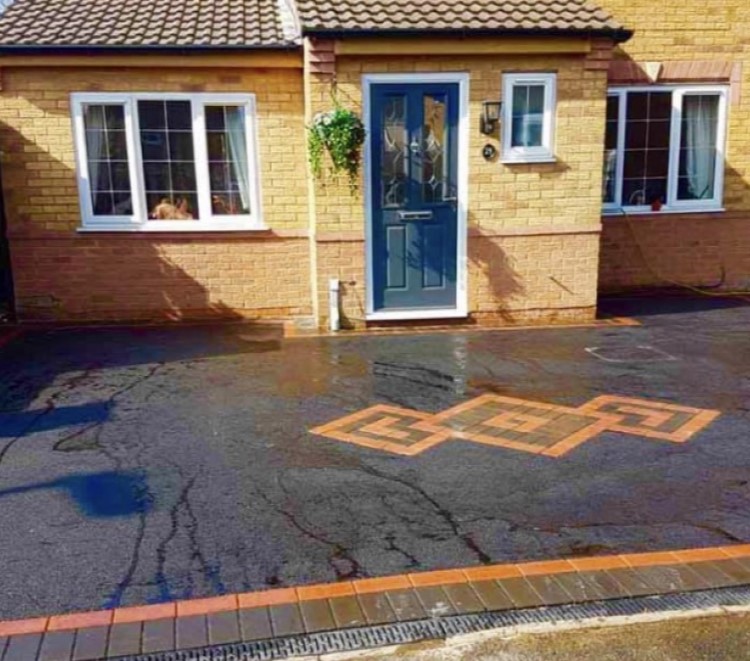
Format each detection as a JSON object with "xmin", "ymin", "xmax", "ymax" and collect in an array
[{"xmin": 1, "ymin": 297, "xmax": 749, "ymax": 620}]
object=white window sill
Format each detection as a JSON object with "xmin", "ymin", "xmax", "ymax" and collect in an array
[
  {"xmin": 602, "ymin": 207, "xmax": 725, "ymax": 217},
  {"xmin": 78, "ymin": 223, "xmax": 269, "ymax": 233},
  {"xmin": 502, "ymin": 156, "xmax": 557, "ymax": 165}
]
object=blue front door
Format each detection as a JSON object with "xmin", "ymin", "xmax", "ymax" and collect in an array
[{"xmin": 370, "ymin": 83, "xmax": 459, "ymax": 313}]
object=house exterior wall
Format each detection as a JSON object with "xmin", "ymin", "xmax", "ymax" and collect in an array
[
  {"xmin": 1, "ymin": 40, "xmax": 614, "ymax": 328},
  {"xmin": 598, "ymin": 0, "xmax": 750, "ymax": 292},
  {"xmin": 306, "ymin": 39, "xmax": 611, "ymax": 327},
  {"xmin": 0, "ymin": 66, "xmax": 314, "ymax": 322}
]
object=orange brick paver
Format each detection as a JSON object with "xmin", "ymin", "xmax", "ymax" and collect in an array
[
  {"xmin": 0, "ymin": 617, "xmax": 48, "ymax": 637},
  {"xmin": 113, "ymin": 603, "xmax": 177, "ymax": 623},
  {"xmin": 238, "ymin": 587, "xmax": 298, "ymax": 609},
  {"xmin": 462, "ymin": 564, "xmax": 523, "ymax": 581},
  {"xmin": 408, "ymin": 569, "xmax": 467, "ymax": 588},
  {"xmin": 176, "ymin": 594, "xmax": 238, "ymax": 617},
  {"xmin": 4, "ymin": 543, "xmax": 750, "ymax": 645},
  {"xmin": 620, "ymin": 551, "xmax": 682, "ymax": 568},
  {"xmin": 311, "ymin": 394, "xmax": 719, "ymax": 459},
  {"xmin": 48, "ymin": 609, "xmax": 113, "ymax": 631},
  {"xmin": 353, "ymin": 575, "xmax": 412, "ymax": 594},
  {"xmin": 298, "ymin": 582, "xmax": 356, "ymax": 601},
  {"xmin": 518, "ymin": 559, "xmax": 578, "ymax": 576}
]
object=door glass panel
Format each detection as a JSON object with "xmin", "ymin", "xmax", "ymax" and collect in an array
[
  {"xmin": 381, "ymin": 95, "xmax": 408, "ymax": 208},
  {"xmin": 421, "ymin": 94, "xmax": 450, "ymax": 203}
]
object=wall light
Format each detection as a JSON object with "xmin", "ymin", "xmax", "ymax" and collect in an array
[{"xmin": 481, "ymin": 101, "xmax": 502, "ymax": 135}]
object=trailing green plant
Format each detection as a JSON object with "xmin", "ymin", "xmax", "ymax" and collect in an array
[{"xmin": 308, "ymin": 106, "xmax": 366, "ymax": 191}]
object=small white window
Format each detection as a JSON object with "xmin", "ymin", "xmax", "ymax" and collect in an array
[
  {"xmin": 71, "ymin": 93, "xmax": 263, "ymax": 232},
  {"xmin": 602, "ymin": 86, "xmax": 728, "ymax": 213},
  {"xmin": 502, "ymin": 73, "xmax": 557, "ymax": 163}
]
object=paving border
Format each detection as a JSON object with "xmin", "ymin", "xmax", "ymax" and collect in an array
[
  {"xmin": 8, "ymin": 315, "xmax": 640, "ymax": 343},
  {"xmin": 3, "ymin": 543, "xmax": 750, "ymax": 660},
  {"xmin": 120, "ymin": 585, "xmax": 750, "ymax": 661}
]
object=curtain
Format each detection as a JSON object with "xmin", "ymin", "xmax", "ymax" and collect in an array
[
  {"xmin": 683, "ymin": 96, "xmax": 716, "ymax": 200},
  {"xmin": 84, "ymin": 106, "xmax": 106, "ymax": 205},
  {"xmin": 603, "ymin": 149, "xmax": 617, "ymax": 202},
  {"xmin": 226, "ymin": 107, "xmax": 251, "ymax": 213}
]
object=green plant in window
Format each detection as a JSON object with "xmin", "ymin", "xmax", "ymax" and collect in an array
[{"xmin": 308, "ymin": 106, "xmax": 366, "ymax": 191}]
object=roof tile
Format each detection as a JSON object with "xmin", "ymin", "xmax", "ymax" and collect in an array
[
  {"xmin": 0, "ymin": 0, "xmax": 297, "ymax": 48},
  {"xmin": 0, "ymin": 0, "xmax": 628, "ymax": 49},
  {"xmin": 296, "ymin": 0, "xmax": 626, "ymax": 36}
]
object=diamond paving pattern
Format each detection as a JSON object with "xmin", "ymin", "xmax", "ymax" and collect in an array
[
  {"xmin": 311, "ymin": 395, "xmax": 720, "ymax": 458},
  {"xmin": 577, "ymin": 395, "xmax": 721, "ymax": 443},
  {"xmin": 310, "ymin": 405, "xmax": 452, "ymax": 456}
]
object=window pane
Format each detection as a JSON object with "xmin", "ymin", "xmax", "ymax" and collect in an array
[
  {"xmin": 622, "ymin": 92, "xmax": 672, "ymax": 206},
  {"xmin": 603, "ymin": 95, "xmax": 619, "ymax": 204},
  {"xmin": 107, "ymin": 130, "xmax": 128, "ymax": 160},
  {"xmin": 169, "ymin": 132, "xmax": 194, "ymax": 161},
  {"xmin": 83, "ymin": 103, "xmax": 132, "ymax": 217},
  {"xmin": 678, "ymin": 94, "xmax": 719, "ymax": 201},
  {"xmin": 138, "ymin": 100, "xmax": 166, "ymax": 129},
  {"xmin": 138, "ymin": 100, "xmax": 199, "ymax": 220},
  {"xmin": 167, "ymin": 101, "xmax": 192, "ymax": 130},
  {"xmin": 511, "ymin": 84, "xmax": 545, "ymax": 148},
  {"xmin": 205, "ymin": 105, "xmax": 251, "ymax": 216},
  {"xmin": 140, "ymin": 131, "xmax": 168, "ymax": 160}
]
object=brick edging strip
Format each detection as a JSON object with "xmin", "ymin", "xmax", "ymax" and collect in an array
[{"xmin": 2, "ymin": 543, "xmax": 750, "ymax": 638}]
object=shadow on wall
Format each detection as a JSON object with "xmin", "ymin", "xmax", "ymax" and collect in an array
[
  {"xmin": 467, "ymin": 222, "xmax": 525, "ymax": 322},
  {"xmin": 0, "ymin": 102, "xmax": 286, "ymax": 324},
  {"xmin": 599, "ymin": 161, "xmax": 750, "ymax": 294}
]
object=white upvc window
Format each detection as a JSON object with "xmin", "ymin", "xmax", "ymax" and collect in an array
[
  {"xmin": 501, "ymin": 72, "xmax": 557, "ymax": 163},
  {"xmin": 71, "ymin": 93, "xmax": 263, "ymax": 232},
  {"xmin": 603, "ymin": 86, "xmax": 728, "ymax": 214}
]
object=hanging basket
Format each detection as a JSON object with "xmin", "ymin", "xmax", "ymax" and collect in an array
[{"xmin": 308, "ymin": 107, "xmax": 366, "ymax": 191}]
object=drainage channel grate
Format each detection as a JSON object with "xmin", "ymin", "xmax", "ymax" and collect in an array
[{"xmin": 121, "ymin": 586, "xmax": 750, "ymax": 661}]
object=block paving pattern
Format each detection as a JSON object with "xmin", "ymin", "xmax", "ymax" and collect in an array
[
  {"xmin": 311, "ymin": 395, "xmax": 720, "ymax": 458},
  {"xmin": 2, "ymin": 544, "xmax": 750, "ymax": 659}
]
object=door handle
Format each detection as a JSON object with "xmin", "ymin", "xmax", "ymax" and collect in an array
[{"xmin": 398, "ymin": 210, "xmax": 433, "ymax": 221}]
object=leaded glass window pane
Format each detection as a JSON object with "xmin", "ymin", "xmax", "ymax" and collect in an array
[{"xmin": 381, "ymin": 95, "xmax": 408, "ymax": 208}]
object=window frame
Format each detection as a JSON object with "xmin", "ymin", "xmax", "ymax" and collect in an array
[
  {"xmin": 603, "ymin": 85, "xmax": 729, "ymax": 215},
  {"xmin": 501, "ymin": 72, "xmax": 557, "ymax": 164},
  {"xmin": 71, "ymin": 92, "xmax": 264, "ymax": 232}
]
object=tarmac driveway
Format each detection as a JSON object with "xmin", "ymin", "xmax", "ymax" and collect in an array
[{"xmin": 1, "ymin": 297, "xmax": 749, "ymax": 621}]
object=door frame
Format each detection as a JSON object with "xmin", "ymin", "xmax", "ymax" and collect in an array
[{"xmin": 362, "ymin": 72, "xmax": 470, "ymax": 321}]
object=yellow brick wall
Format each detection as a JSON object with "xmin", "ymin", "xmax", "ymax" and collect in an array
[
  {"xmin": 0, "ymin": 66, "xmax": 314, "ymax": 321},
  {"xmin": 598, "ymin": 0, "xmax": 750, "ymax": 292},
  {"xmin": 308, "ymin": 47, "xmax": 609, "ymax": 326}
]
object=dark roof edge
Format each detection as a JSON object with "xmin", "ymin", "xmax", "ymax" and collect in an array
[
  {"xmin": 302, "ymin": 26, "xmax": 633, "ymax": 44},
  {"xmin": 0, "ymin": 43, "xmax": 302, "ymax": 56}
]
